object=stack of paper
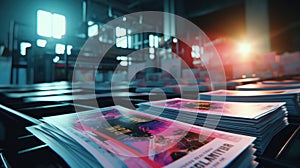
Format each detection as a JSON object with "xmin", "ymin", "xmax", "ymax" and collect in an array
[
  {"xmin": 136, "ymin": 86, "xmax": 175, "ymax": 93},
  {"xmin": 138, "ymin": 98, "xmax": 288, "ymax": 155},
  {"xmin": 27, "ymin": 106, "xmax": 257, "ymax": 168},
  {"xmin": 163, "ymin": 84, "xmax": 209, "ymax": 93},
  {"xmin": 262, "ymin": 80, "xmax": 300, "ymax": 85},
  {"xmin": 236, "ymin": 82, "xmax": 300, "ymax": 91},
  {"xmin": 198, "ymin": 89, "xmax": 300, "ymax": 117}
]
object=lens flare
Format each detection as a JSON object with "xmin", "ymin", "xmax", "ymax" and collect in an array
[{"xmin": 238, "ymin": 42, "xmax": 251, "ymax": 55}]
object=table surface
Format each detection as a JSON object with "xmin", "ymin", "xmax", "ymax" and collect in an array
[{"xmin": 0, "ymin": 81, "xmax": 299, "ymax": 167}]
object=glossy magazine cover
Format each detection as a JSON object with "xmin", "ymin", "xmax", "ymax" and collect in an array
[
  {"xmin": 138, "ymin": 98, "xmax": 285, "ymax": 119},
  {"xmin": 39, "ymin": 106, "xmax": 255, "ymax": 168}
]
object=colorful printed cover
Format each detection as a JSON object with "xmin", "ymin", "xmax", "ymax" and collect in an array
[
  {"xmin": 138, "ymin": 98, "xmax": 285, "ymax": 119},
  {"xmin": 39, "ymin": 106, "xmax": 255, "ymax": 168}
]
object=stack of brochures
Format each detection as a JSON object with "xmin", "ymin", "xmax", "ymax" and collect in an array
[
  {"xmin": 261, "ymin": 80, "xmax": 300, "ymax": 85},
  {"xmin": 135, "ymin": 84, "xmax": 208, "ymax": 94},
  {"xmin": 137, "ymin": 98, "xmax": 288, "ymax": 155},
  {"xmin": 27, "ymin": 106, "xmax": 257, "ymax": 168},
  {"xmin": 136, "ymin": 86, "xmax": 175, "ymax": 93},
  {"xmin": 236, "ymin": 82, "xmax": 300, "ymax": 91},
  {"xmin": 198, "ymin": 89, "xmax": 300, "ymax": 117},
  {"xmin": 163, "ymin": 84, "xmax": 209, "ymax": 93}
]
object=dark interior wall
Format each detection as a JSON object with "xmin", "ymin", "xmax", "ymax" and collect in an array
[
  {"xmin": 189, "ymin": 3, "xmax": 246, "ymax": 41},
  {"xmin": 269, "ymin": 0, "xmax": 300, "ymax": 53},
  {"xmin": 0, "ymin": 0, "xmax": 82, "ymax": 46}
]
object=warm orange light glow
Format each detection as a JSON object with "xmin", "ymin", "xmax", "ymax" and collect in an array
[{"xmin": 238, "ymin": 42, "xmax": 251, "ymax": 55}]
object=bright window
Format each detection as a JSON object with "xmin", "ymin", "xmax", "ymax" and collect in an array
[
  {"xmin": 149, "ymin": 34, "xmax": 154, "ymax": 47},
  {"xmin": 88, "ymin": 24, "xmax": 98, "ymax": 37},
  {"xmin": 117, "ymin": 56, "xmax": 132, "ymax": 66},
  {"xmin": 37, "ymin": 10, "xmax": 66, "ymax": 39},
  {"xmin": 53, "ymin": 56, "xmax": 60, "ymax": 63},
  {"xmin": 67, "ymin": 45, "xmax": 73, "ymax": 55},
  {"xmin": 116, "ymin": 27, "xmax": 126, "ymax": 37},
  {"xmin": 36, "ymin": 39, "xmax": 47, "ymax": 47},
  {"xmin": 55, "ymin": 43, "xmax": 73, "ymax": 55},
  {"xmin": 191, "ymin": 45, "xmax": 201, "ymax": 58},
  {"xmin": 20, "ymin": 42, "xmax": 31, "ymax": 56},
  {"xmin": 116, "ymin": 27, "xmax": 128, "ymax": 48},
  {"xmin": 55, "ymin": 43, "xmax": 65, "ymax": 54},
  {"xmin": 116, "ymin": 36, "xmax": 127, "ymax": 48},
  {"xmin": 149, "ymin": 34, "xmax": 160, "ymax": 48}
]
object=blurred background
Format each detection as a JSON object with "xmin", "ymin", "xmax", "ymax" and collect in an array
[{"xmin": 0, "ymin": 0, "xmax": 299, "ymax": 85}]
